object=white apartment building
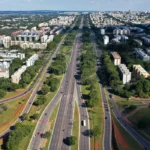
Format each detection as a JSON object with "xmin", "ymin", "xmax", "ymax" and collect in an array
[
  {"xmin": 133, "ymin": 65, "xmax": 149, "ymax": 78},
  {"xmin": 21, "ymin": 42, "xmax": 47, "ymax": 50},
  {"xmin": 135, "ymin": 48, "xmax": 150, "ymax": 61},
  {"xmin": 0, "ymin": 61, "xmax": 10, "ymax": 69},
  {"xmin": 111, "ymin": 52, "xmax": 121, "ymax": 65},
  {"xmin": 118, "ymin": 64, "xmax": 131, "ymax": 84},
  {"xmin": 11, "ymin": 65, "xmax": 27, "ymax": 84},
  {"xmin": 100, "ymin": 29, "xmax": 105, "ymax": 35},
  {"xmin": 38, "ymin": 22, "xmax": 48, "ymax": 28},
  {"xmin": 103, "ymin": 35, "xmax": 109, "ymax": 45},
  {"xmin": 0, "ymin": 68, "xmax": 9, "ymax": 78},
  {"xmin": 113, "ymin": 28, "xmax": 130, "ymax": 35},
  {"xmin": 0, "ymin": 52, "xmax": 25, "ymax": 60},
  {"xmin": 26, "ymin": 54, "xmax": 38, "ymax": 67},
  {"xmin": 41, "ymin": 35, "xmax": 48, "ymax": 43},
  {"xmin": 141, "ymin": 37, "xmax": 150, "ymax": 45}
]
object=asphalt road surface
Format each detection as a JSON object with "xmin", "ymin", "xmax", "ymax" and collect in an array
[
  {"xmin": 91, "ymin": 31, "xmax": 112, "ymax": 150},
  {"xmin": 27, "ymin": 21, "xmax": 78, "ymax": 150},
  {"xmin": 49, "ymin": 20, "xmax": 83, "ymax": 150}
]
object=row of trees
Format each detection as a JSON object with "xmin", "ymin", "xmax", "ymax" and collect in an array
[
  {"xmin": 79, "ymin": 27, "xmax": 100, "ymax": 108},
  {"xmin": 50, "ymin": 54, "xmax": 66, "ymax": 75},
  {"xmin": 19, "ymin": 59, "xmax": 42, "ymax": 87}
]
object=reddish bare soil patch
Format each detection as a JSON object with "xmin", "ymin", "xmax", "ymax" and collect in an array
[
  {"xmin": 113, "ymin": 119, "xmax": 129, "ymax": 149},
  {"xmin": 95, "ymin": 141, "xmax": 101, "ymax": 150}
]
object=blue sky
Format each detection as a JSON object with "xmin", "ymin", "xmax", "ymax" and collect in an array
[{"xmin": 0, "ymin": 0, "xmax": 149, "ymax": 11}]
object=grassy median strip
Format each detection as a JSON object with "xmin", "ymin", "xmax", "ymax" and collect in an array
[
  {"xmin": 81, "ymin": 76, "xmax": 104, "ymax": 150},
  {"xmin": 43, "ymin": 102, "xmax": 60, "ymax": 150},
  {"xmin": 71, "ymin": 101, "xmax": 79, "ymax": 150}
]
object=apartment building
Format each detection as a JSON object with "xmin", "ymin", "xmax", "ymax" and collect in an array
[
  {"xmin": 103, "ymin": 35, "xmax": 109, "ymax": 45},
  {"xmin": 135, "ymin": 48, "xmax": 150, "ymax": 61},
  {"xmin": 0, "ymin": 52, "xmax": 25, "ymax": 60},
  {"xmin": 21, "ymin": 42, "xmax": 47, "ymax": 50},
  {"xmin": 26, "ymin": 54, "xmax": 38, "ymax": 67},
  {"xmin": 113, "ymin": 28, "xmax": 130, "ymax": 35},
  {"xmin": 118, "ymin": 64, "xmax": 131, "ymax": 84},
  {"xmin": 41, "ymin": 35, "xmax": 48, "ymax": 43},
  {"xmin": 11, "ymin": 65, "xmax": 27, "ymax": 84},
  {"xmin": 0, "ymin": 35, "xmax": 11, "ymax": 48},
  {"xmin": 111, "ymin": 52, "xmax": 121, "ymax": 65},
  {"xmin": 141, "ymin": 37, "xmax": 150, "ymax": 45},
  {"xmin": 0, "ymin": 68, "xmax": 9, "ymax": 78},
  {"xmin": 133, "ymin": 65, "xmax": 149, "ymax": 78},
  {"xmin": 100, "ymin": 29, "xmax": 105, "ymax": 35}
]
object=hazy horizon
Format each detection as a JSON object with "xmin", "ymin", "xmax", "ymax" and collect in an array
[{"xmin": 0, "ymin": 0, "xmax": 150, "ymax": 11}]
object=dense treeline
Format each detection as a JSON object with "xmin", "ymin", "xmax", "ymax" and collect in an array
[
  {"xmin": 102, "ymin": 51, "xmax": 121, "ymax": 87},
  {"xmin": 50, "ymin": 54, "xmax": 66, "ymax": 75},
  {"xmin": 79, "ymin": 26, "xmax": 100, "ymax": 107},
  {"xmin": 20, "ymin": 59, "xmax": 42, "ymax": 87},
  {"xmin": 5, "ymin": 123, "xmax": 32, "ymax": 150}
]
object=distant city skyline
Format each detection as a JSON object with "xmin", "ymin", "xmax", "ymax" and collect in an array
[{"xmin": 0, "ymin": 0, "xmax": 149, "ymax": 11}]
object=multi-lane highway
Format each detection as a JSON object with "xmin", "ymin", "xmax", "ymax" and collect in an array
[
  {"xmin": 75, "ymin": 22, "xmax": 90, "ymax": 150},
  {"xmin": 28, "ymin": 20, "xmax": 80, "ymax": 150},
  {"xmin": 49, "ymin": 18, "xmax": 83, "ymax": 150},
  {"xmin": 90, "ymin": 31, "xmax": 112, "ymax": 150},
  {"xmin": 0, "ymin": 25, "xmax": 75, "ymax": 138}
]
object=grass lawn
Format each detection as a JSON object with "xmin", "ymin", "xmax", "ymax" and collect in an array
[
  {"xmin": 128, "ymin": 108, "xmax": 150, "ymax": 135},
  {"xmin": 0, "ymin": 92, "xmax": 31, "ymax": 134},
  {"xmin": 43, "ymin": 102, "xmax": 60, "ymax": 150},
  {"xmin": 81, "ymin": 79, "xmax": 104, "ymax": 150},
  {"xmin": 2, "ymin": 89, "xmax": 26, "ymax": 99},
  {"xmin": 17, "ymin": 120, "xmax": 35, "ymax": 150},
  {"xmin": 71, "ymin": 102, "xmax": 79, "ymax": 150},
  {"xmin": 112, "ymin": 114, "xmax": 142, "ymax": 150},
  {"xmin": 113, "ymin": 95, "xmax": 142, "ymax": 110}
]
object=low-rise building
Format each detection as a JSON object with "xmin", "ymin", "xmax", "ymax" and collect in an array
[
  {"xmin": 100, "ymin": 28, "xmax": 105, "ymax": 35},
  {"xmin": 26, "ymin": 54, "xmax": 38, "ymax": 67},
  {"xmin": 133, "ymin": 65, "xmax": 149, "ymax": 78},
  {"xmin": 135, "ymin": 48, "xmax": 150, "ymax": 61},
  {"xmin": 118, "ymin": 64, "xmax": 131, "ymax": 84},
  {"xmin": 11, "ymin": 65, "xmax": 27, "ymax": 84},
  {"xmin": 103, "ymin": 35, "xmax": 109, "ymax": 45},
  {"xmin": 0, "ymin": 68, "xmax": 9, "ymax": 78},
  {"xmin": 111, "ymin": 52, "xmax": 121, "ymax": 65},
  {"xmin": 0, "ymin": 52, "xmax": 25, "ymax": 60}
]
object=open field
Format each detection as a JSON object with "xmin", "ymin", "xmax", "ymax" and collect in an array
[
  {"xmin": 112, "ymin": 114, "xmax": 142, "ymax": 150},
  {"xmin": 71, "ymin": 102, "xmax": 79, "ymax": 150},
  {"xmin": 113, "ymin": 95, "xmax": 142, "ymax": 110},
  {"xmin": 128, "ymin": 108, "xmax": 150, "ymax": 135},
  {"xmin": 81, "ymin": 78, "xmax": 104, "ymax": 150},
  {"xmin": 2, "ymin": 89, "xmax": 26, "ymax": 99},
  {"xmin": 0, "ymin": 92, "xmax": 31, "ymax": 134}
]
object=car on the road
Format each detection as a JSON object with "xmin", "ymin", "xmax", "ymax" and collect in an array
[
  {"xmin": 81, "ymin": 120, "xmax": 86, "ymax": 126},
  {"xmin": 105, "ymin": 117, "xmax": 107, "ymax": 119}
]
